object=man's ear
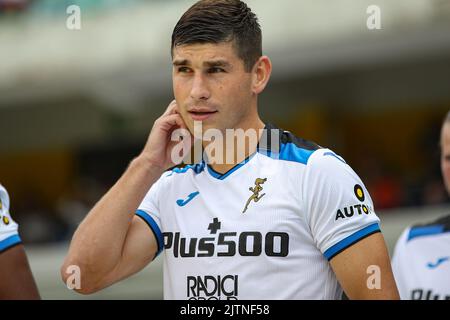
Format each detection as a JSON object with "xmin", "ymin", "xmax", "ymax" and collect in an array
[{"xmin": 251, "ymin": 56, "xmax": 272, "ymax": 95}]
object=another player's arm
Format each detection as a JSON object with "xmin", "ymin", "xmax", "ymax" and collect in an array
[
  {"xmin": 330, "ymin": 232, "xmax": 400, "ymax": 299},
  {"xmin": 61, "ymin": 101, "xmax": 190, "ymax": 294},
  {"xmin": 0, "ymin": 245, "xmax": 40, "ymax": 299}
]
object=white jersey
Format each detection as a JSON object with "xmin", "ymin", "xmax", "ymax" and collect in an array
[
  {"xmin": 392, "ymin": 215, "xmax": 450, "ymax": 300},
  {"xmin": 0, "ymin": 184, "xmax": 21, "ymax": 253},
  {"xmin": 137, "ymin": 124, "xmax": 381, "ymax": 300}
]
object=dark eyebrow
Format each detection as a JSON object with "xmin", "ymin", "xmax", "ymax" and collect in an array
[
  {"xmin": 204, "ymin": 60, "xmax": 231, "ymax": 68},
  {"xmin": 172, "ymin": 59, "xmax": 231, "ymax": 68},
  {"xmin": 173, "ymin": 59, "xmax": 190, "ymax": 66}
]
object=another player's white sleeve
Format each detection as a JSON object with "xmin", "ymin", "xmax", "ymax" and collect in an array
[
  {"xmin": 391, "ymin": 227, "xmax": 411, "ymax": 299},
  {"xmin": 135, "ymin": 172, "xmax": 171, "ymax": 257},
  {"xmin": 0, "ymin": 185, "xmax": 21, "ymax": 253},
  {"xmin": 302, "ymin": 149, "xmax": 381, "ymax": 261}
]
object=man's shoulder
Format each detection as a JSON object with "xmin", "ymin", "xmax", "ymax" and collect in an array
[
  {"xmin": 260, "ymin": 123, "xmax": 322, "ymax": 165},
  {"xmin": 278, "ymin": 128, "xmax": 321, "ymax": 152},
  {"xmin": 259, "ymin": 124, "xmax": 352, "ymax": 178}
]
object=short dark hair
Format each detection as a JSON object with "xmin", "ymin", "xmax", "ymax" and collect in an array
[{"xmin": 171, "ymin": 0, "xmax": 262, "ymax": 72}]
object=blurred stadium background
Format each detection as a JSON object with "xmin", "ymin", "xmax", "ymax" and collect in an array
[{"xmin": 1, "ymin": 0, "xmax": 450, "ymax": 299}]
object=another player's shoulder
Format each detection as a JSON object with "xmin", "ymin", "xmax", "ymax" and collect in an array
[
  {"xmin": 393, "ymin": 215, "xmax": 450, "ymax": 265},
  {"xmin": 0, "ymin": 184, "xmax": 9, "ymax": 205},
  {"xmin": 412, "ymin": 214, "xmax": 450, "ymax": 229},
  {"xmin": 0, "ymin": 184, "xmax": 11, "ymax": 218},
  {"xmin": 406, "ymin": 214, "xmax": 450, "ymax": 242},
  {"xmin": 0, "ymin": 184, "xmax": 21, "ymax": 252}
]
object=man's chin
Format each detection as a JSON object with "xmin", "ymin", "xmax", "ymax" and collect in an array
[{"xmin": 191, "ymin": 120, "xmax": 220, "ymax": 134}]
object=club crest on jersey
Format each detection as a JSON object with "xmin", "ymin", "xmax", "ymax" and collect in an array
[
  {"xmin": 335, "ymin": 184, "xmax": 373, "ymax": 221},
  {"xmin": 242, "ymin": 178, "xmax": 267, "ymax": 213}
]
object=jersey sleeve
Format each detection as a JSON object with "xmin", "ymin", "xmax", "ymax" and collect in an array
[
  {"xmin": 0, "ymin": 185, "xmax": 22, "ymax": 253},
  {"xmin": 302, "ymin": 149, "xmax": 381, "ymax": 261},
  {"xmin": 391, "ymin": 227, "xmax": 411, "ymax": 299},
  {"xmin": 135, "ymin": 172, "xmax": 171, "ymax": 257}
]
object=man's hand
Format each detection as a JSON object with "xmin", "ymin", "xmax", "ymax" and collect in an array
[
  {"xmin": 141, "ymin": 100, "xmax": 192, "ymax": 171},
  {"xmin": 62, "ymin": 100, "xmax": 191, "ymax": 294}
]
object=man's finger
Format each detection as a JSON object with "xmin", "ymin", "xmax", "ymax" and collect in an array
[
  {"xmin": 160, "ymin": 113, "xmax": 187, "ymax": 132},
  {"xmin": 162, "ymin": 100, "xmax": 178, "ymax": 117}
]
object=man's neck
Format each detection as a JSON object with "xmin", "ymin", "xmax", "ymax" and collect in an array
[{"xmin": 205, "ymin": 118, "xmax": 265, "ymax": 174}]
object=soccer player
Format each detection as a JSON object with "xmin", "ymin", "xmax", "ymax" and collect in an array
[
  {"xmin": 62, "ymin": 0, "xmax": 399, "ymax": 299},
  {"xmin": 0, "ymin": 184, "xmax": 40, "ymax": 299},
  {"xmin": 392, "ymin": 111, "xmax": 450, "ymax": 300}
]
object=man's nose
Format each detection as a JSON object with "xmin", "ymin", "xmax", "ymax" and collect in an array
[{"xmin": 190, "ymin": 74, "xmax": 210, "ymax": 101}]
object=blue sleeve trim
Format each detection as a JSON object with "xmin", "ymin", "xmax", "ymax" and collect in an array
[
  {"xmin": 135, "ymin": 210, "xmax": 163, "ymax": 257},
  {"xmin": 0, "ymin": 234, "xmax": 22, "ymax": 253},
  {"xmin": 323, "ymin": 223, "xmax": 381, "ymax": 260},
  {"xmin": 323, "ymin": 151, "xmax": 346, "ymax": 164},
  {"xmin": 407, "ymin": 225, "xmax": 445, "ymax": 242}
]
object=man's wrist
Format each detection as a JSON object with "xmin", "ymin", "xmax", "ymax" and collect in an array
[{"xmin": 131, "ymin": 154, "xmax": 165, "ymax": 179}]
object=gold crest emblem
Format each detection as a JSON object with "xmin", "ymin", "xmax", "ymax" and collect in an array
[{"xmin": 243, "ymin": 178, "xmax": 267, "ymax": 213}]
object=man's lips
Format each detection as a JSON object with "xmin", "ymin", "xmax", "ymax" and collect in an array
[{"xmin": 188, "ymin": 109, "xmax": 218, "ymax": 121}]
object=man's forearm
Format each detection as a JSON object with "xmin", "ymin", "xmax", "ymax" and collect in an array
[{"xmin": 61, "ymin": 155, "xmax": 163, "ymax": 288}]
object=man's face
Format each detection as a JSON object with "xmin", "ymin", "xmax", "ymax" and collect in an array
[
  {"xmin": 441, "ymin": 122, "xmax": 450, "ymax": 195},
  {"xmin": 172, "ymin": 41, "xmax": 254, "ymax": 135}
]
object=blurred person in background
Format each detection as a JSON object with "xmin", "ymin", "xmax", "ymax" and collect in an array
[
  {"xmin": 0, "ymin": 184, "xmax": 40, "ymax": 299},
  {"xmin": 62, "ymin": 0, "xmax": 399, "ymax": 300},
  {"xmin": 392, "ymin": 110, "xmax": 450, "ymax": 300}
]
